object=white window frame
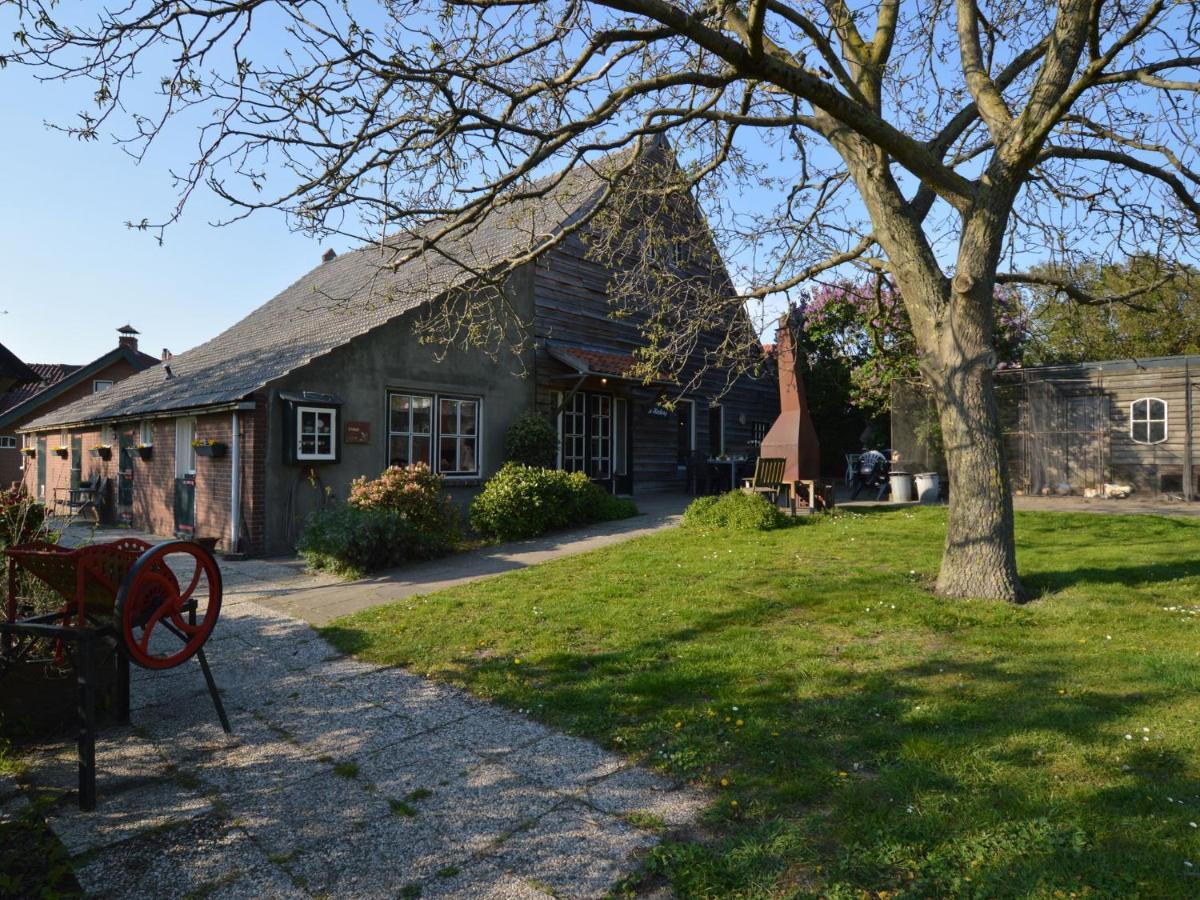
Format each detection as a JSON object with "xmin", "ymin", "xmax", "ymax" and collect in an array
[
  {"xmin": 0, "ymin": 436, "xmax": 16, "ymax": 450},
  {"xmin": 560, "ymin": 392, "xmax": 587, "ymax": 473},
  {"xmin": 93, "ymin": 379, "xmax": 114, "ymax": 393},
  {"xmin": 138, "ymin": 420, "xmax": 153, "ymax": 446},
  {"xmin": 589, "ymin": 394, "xmax": 613, "ymax": 480},
  {"xmin": 1130, "ymin": 397, "xmax": 1168, "ymax": 445},
  {"xmin": 437, "ymin": 395, "xmax": 481, "ymax": 477},
  {"xmin": 386, "ymin": 390, "xmax": 482, "ymax": 478},
  {"xmin": 387, "ymin": 391, "xmax": 435, "ymax": 469},
  {"xmin": 175, "ymin": 417, "xmax": 197, "ymax": 477},
  {"xmin": 296, "ymin": 406, "xmax": 338, "ymax": 462}
]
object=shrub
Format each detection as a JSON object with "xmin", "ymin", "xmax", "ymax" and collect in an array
[
  {"xmin": 682, "ymin": 490, "xmax": 788, "ymax": 531},
  {"xmin": 470, "ymin": 463, "xmax": 638, "ymax": 541},
  {"xmin": 504, "ymin": 414, "xmax": 558, "ymax": 468},
  {"xmin": 0, "ymin": 487, "xmax": 48, "ymax": 548},
  {"xmin": 298, "ymin": 503, "xmax": 451, "ymax": 578},
  {"xmin": 348, "ymin": 463, "xmax": 459, "ymax": 546}
]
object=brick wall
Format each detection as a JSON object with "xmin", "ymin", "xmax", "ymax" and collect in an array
[
  {"xmin": 2, "ymin": 357, "xmax": 151, "ymax": 487},
  {"xmin": 21, "ymin": 404, "xmax": 267, "ymax": 556}
]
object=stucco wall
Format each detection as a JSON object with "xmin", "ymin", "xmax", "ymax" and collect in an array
[{"xmin": 260, "ymin": 267, "xmax": 537, "ymax": 555}]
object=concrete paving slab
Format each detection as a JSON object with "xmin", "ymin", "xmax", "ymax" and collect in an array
[
  {"xmin": 72, "ymin": 813, "xmax": 296, "ymax": 900},
  {"xmin": 501, "ymin": 732, "xmax": 625, "ymax": 795},
  {"xmin": 419, "ymin": 861, "xmax": 557, "ymax": 899},
  {"xmin": 585, "ymin": 766, "xmax": 708, "ymax": 826},
  {"xmin": 486, "ymin": 800, "xmax": 656, "ymax": 898}
]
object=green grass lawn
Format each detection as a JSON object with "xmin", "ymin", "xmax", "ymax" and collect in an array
[{"xmin": 322, "ymin": 508, "xmax": 1200, "ymax": 898}]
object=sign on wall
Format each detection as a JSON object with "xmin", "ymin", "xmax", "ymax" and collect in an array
[{"xmin": 345, "ymin": 421, "xmax": 372, "ymax": 444}]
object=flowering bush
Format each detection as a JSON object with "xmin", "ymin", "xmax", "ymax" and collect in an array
[
  {"xmin": 796, "ymin": 279, "xmax": 1030, "ymax": 413},
  {"xmin": 682, "ymin": 490, "xmax": 788, "ymax": 531},
  {"xmin": 347, "ymin": 463, "xmax": 459, "ymax": 546},
  {"xmin": 470, "ymin": 463, "xmax": 637, "ymax": 541}
]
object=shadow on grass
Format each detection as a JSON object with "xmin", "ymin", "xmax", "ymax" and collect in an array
[{"xmin": 323, "ymin": 587, "xmax": 1198, "ymax": 897}]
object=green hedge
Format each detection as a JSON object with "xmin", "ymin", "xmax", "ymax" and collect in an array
[
  {"xmin": 504, "ymin": 413, "xmax": 558, "ymax": 468},
  {"xmin": 682, "ymin": 490, "xmax": 788, "ymax": 531},
  {"xmin": 298, "ymin": 503, "xmax": 453, "ymax": 578},
  {"xmin": 470, "ymin": 463, "xmax": 638, "ymax": 541}
]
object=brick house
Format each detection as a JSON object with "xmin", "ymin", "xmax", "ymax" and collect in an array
[
  {"xmin": 0, "ymin": 328, "xmax": 156, "ymax": 488},
  {"xmin": 20, "ymin": 152, "xmax": 778, "ymax": 555}
]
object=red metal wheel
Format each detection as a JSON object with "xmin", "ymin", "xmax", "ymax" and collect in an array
[{"xmin": 114, "ymin": 541, "xmax": 223, "ymax": 670}]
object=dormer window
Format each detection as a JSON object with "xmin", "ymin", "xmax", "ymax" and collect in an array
[{"xmin": 1130, "ymin": 398, "xmax": 1167, "ymax": 444}]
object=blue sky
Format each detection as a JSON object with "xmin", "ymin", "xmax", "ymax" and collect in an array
[{"xmin": 0, "ymin": 67, "xmax": 338, "ymax": 366}]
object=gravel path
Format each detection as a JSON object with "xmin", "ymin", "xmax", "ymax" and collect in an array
[{"xmin": 9, "ymin": 556, "xmax": 704, "ymax": 899}]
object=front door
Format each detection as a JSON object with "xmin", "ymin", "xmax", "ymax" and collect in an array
[
  {"xmin": 36, "ymin": 436, "xmax": 46, "ymax": 500},
  {"xmin": 174, "ymin": 418, "xmax": 196, "ymax": 536},
  {"xmin": 560, "ymin": 391, "xmax": 620, "ymax": 490},
  {"xmin": 118, "ymin": 428, "xmax": 136, "ymax": 523},
  {"xmin": 70, "ymin": 435, "xmax": 82, "ymax": 491}
]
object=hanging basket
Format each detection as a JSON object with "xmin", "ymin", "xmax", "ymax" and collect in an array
[
  {"xmin": 194, "ymin": 442, "xmax": 227, "ymax": 459},
  {"xmin": 135, "ymin": 446, "xmax": 153, "ymax": 460},
  {"xmin": 90, "ymin": 447, "xmax": 113, "ymax": 461},
  {"xmin": 20, "ymin": 447, "xmax": 36, "ymax": 458},
  {"xmin": 53, "ymin": 448, "xmax": 69, "ymax": 459}
]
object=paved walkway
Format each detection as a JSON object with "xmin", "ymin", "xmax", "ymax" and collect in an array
[
  {"xmin": 260, "ymin": 492, "xmax": 689, "ymax": 625},
  {"xmin": 10, "ymin": 497, "xmax": 701, "ymax": 898}
]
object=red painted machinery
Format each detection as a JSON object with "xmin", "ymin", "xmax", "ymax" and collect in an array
[{"xmin": 1, "ymin": 538, "xmax": 230, "ymax": 810}]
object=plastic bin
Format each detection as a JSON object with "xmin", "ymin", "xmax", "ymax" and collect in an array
[
  {"xmin": 915, "ymin": 472, "xmax": 940, "ymax": 504},
  {"xmin": 889, "ymin": 472, "xmax": 914, "ymax": 502}
]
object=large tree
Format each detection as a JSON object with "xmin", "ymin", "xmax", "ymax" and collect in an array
[{"xmin": 6, "ymin": 0, "xmax": 1199, "ymax": 600}]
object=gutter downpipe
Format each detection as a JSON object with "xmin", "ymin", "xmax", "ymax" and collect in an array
[{"xmin": 230, "ymin": 410, "xmax": 241, "ymax": 553}]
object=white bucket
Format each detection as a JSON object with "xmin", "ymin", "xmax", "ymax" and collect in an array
[
  {"xmin": 890, "ymin": 473, "xmax": 914, "ymax": 502},
  {"xmin": 915, "ymin": 472, "xmax": 940, "ymax": 504}
]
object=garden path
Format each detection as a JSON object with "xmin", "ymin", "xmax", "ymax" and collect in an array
[{"xmin": 7, "ymin": 544, "xmax": 704, "ymax": 898}]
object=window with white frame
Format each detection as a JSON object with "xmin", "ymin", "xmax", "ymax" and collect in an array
[
  {"xmin": 93, "ymin": 379, "xmax": 114, "ymax": 393},
  {"xmin": 438, "ymin": 396, "xmax": 479, "ymax": 475},
  {"xmin": 139, "ymin": 421, "xmax": 154, "ymax": 446},
  {"xmin": 589, "ymin": 395, "xmax": 612, "ymax": 479},
  {"xmin": 388, "ymin": 392, "xmax": 433, "ymax": 468},
  {"xmin": 560, "ymin": 392, "xmax": 586, "ymax": 473},
  {"xmin": 296, "ymin": 406, "xmax": 337, "ymax": 461},
  {"xmin": 0, "ymin": 436, "xmax": 16, "ymax": 450},
  {"xmin": 1130, "ymin": 397, "xmax": 1168, "ymax": 444}
]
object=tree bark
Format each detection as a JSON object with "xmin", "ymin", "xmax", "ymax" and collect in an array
[{"xmin": 929, "ymin": 354, "xmax": 1026, "ymax": 601}]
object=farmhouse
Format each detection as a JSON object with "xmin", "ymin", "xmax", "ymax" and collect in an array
[
  {"xmin": 0, "ymin": 328, "xmax": 156, "ymax": 489},
  {"xmin": 19, "ymin": 153, "xmax": 777, "ymax": 554}
]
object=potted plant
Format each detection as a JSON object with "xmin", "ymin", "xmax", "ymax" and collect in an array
[
  {"xmin": 135, "ymin": 442, "xmax": 153, "ymax": 460},
  {"xmin": 90, "ymin": 444, "xmax": 113, "ymax": 461},
  {"xmin": 192, "ymin": 438, "xmax": 227, "ymax": 458},
  {"xmin": 53, "ymin": 445, "xmax": 69, "ymax": 459},
  {"xmin": 20, "ymin": 447, "xmax": 36, "ymax": 458}
]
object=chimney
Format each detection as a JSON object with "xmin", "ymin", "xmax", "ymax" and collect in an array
[
  {"xmin": 322, "ymin": 248, "xmax": 337, "ymax": 263},
  {"xmin": 161, "ymin": 348, "xmax": 174, "ymax": 380},
  {"xmin": 758, "ymin": 311, "xmax": 821, "ymax": 482},
  {"xmin": 118, "ymin": 324, "xmax": 140, "ymax": 352}
]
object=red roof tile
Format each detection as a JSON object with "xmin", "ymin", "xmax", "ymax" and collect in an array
[{"xmin": 0, "ymin": 363, "xmax": 80, "ymax": 418}]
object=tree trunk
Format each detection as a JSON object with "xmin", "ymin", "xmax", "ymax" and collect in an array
[{"xmin": 930, "ymin": 356, "xmax": 1027, "ymax": 602}]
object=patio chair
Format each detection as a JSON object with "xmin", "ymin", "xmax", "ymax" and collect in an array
[
  {"xmin": 742, "ymin": 457, "xmax": 786, "ymax": 505},
  {"xmin": 845, "ymin": 453, "xmax": 861, "ymax": 487}
]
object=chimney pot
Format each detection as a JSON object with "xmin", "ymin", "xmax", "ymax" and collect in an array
[{"xmin": 322, "ymin": 248, "xmax": 337, "ymax": 263}]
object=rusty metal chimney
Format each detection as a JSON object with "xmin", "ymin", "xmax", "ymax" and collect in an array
[{"xmin": 759, "ymin": 312, "xmax": 820, "ymax": 481}]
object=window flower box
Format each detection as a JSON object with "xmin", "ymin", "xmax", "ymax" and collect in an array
[
  {"xmin": 193, "ymin": 440, "xmax": 227, "ymax": 459},
  {"xmin": 21, "ymin": 447, "xmax": 36, "ymax": 458},
  {"xmin": 53, "ymin": 446, "xmax": 69, "ymax": 459},
  {"xmin": 135, "ymin": 444, "xmax": 153, "ymax": 460},
  {"xmin": 90, "ymin": 445, "xmax": 113, "ymax": 461}
]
